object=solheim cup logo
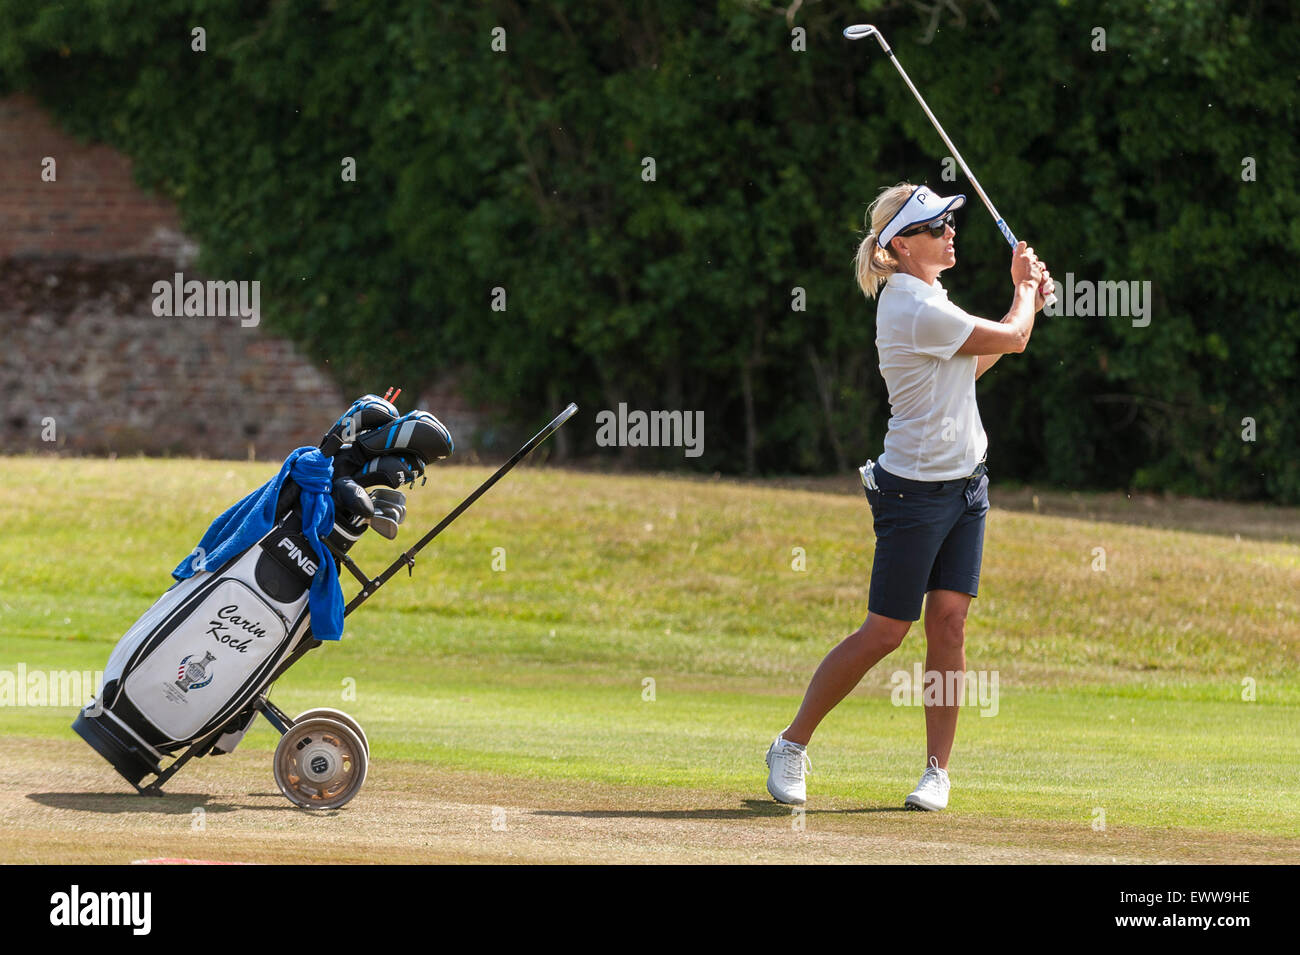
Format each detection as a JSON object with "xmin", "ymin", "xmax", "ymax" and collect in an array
[{"xmin": 175, "ymin": 651, "xmax": 216, "ymax": 692}]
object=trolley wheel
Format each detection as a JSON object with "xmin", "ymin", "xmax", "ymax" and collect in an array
[
  {"xmin": 273, "ymin": 717, "xmax": 368, "ymax": 810},
  {"xmin": 292, "ymin": 708, "xmax": 369, "ymax": 756}
]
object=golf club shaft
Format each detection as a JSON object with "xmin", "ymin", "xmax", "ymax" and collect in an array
[
  {"xmin": 341, "ymin": 401, "xmax": 579, "ymax": 618},
  {"xmin": 845, "ymin": 24, "xmax": 1056, "ymax": 307}
]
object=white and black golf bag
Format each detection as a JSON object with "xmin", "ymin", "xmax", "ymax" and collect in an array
[{"xmin": 73, "ymin": 393, "xmax": 453, "ymax": 797}]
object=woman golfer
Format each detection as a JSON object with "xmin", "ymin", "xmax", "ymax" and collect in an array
[{"xmin": 765, "ymin": 182, "xmax": 1052, "ymax": 810}]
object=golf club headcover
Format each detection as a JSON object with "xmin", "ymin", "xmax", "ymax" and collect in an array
[
  {"xmin": 332, "ymin": 476, "xmax": 375, "ymax": 522},
  {"xmin": 324, "ymin": 476, "xmax": 376, "ymax": 552},
  {"xmin": 319, "ymin": 394, "xmax": 401, "ymax": 457},
  {"xmin": 328, "ymin": 403, "xmax": 452, "ymax": 479},
  {"xmin": 353, "ymin": 411, "xmax": 454, "ymax": 466},
  {"xmin": 349, "ymin": 453, "xmax": 425, "ymax": 489}
]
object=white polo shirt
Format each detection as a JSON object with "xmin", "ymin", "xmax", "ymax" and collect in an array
[{"xmin": 874, "ymin": 272, "xmax": 988, "ymax": 481}]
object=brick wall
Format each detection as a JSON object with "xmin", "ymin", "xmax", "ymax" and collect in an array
[
  {"xmin": 0, "ymin": 92, "xmax": 345, "ymax": 458},
  {"xmin": 0, "ymin": 94, "xmax": 194, "ymax": 262},
  {"xmin": 0, "ymin": 93, "xmax": 486, "ymax": 460},
  {"xmin": 1, "ymin": 258, "xmax": 347, "ymax": 458}
]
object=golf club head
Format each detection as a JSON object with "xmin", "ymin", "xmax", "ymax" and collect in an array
[
  {"xmin": 372, "ymin": 498, "xmax": 406, "ymax": 525},
  {"xmin": 844, "ymin": 23, "xmax": 885, "ymax": 42},
  {"xmin": 368, "ymin": 487, "xmax": 406, "ymax": 539},
  {"xmin": 369, "ymin": 513, "xmax": 399, "ymax": 539},
  {"xmin": 370, "ymin": 487, "xmax": 406, "ymax": 510}
]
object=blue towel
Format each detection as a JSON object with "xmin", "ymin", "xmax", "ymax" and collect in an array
[{"xmin": 172, "ymin": 448, "xmax": 345, "ymax": 640}]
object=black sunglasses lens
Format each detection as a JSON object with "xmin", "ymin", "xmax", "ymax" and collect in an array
[{"xmin": 902, "ymin": 214, "xmax": 954, "ymax": 238}]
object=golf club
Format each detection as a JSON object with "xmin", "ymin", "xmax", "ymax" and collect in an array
[
  {"xmin": 844, "ymin": 23, "xmax": 1057, "ymax": 307},
  {"xmin": 367, "ymin": 487, "xmax": 406, "ymax": 539}
]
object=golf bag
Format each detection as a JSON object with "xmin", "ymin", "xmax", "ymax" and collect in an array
[{"xmin": 72, "ymin": 393, "xmax": 453, "ymax": 806}]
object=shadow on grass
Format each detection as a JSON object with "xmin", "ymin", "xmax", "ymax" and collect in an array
[
  {"xmin": 26, "ymin": 792, "xmax": 311, "ymax": 815},
  {"xmin": 533, "ymin": 799, "xmax": 912, "ymax": 820}
]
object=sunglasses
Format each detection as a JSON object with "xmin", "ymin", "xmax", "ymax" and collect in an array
[{"xmin": 898, "ymin": 212, "xmax": 956, "ymax": 239}]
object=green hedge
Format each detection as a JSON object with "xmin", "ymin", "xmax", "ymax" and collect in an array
[{"xmin": 2, "ymin": 0, "xmax": 1296, "ymax": 499}]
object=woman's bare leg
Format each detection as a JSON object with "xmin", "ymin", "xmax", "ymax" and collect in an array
[
  {"xmin": 782, "ymin": 612, "xmax": 912, "ymax": 745},
  {"xmin": 921, "ymin": 589, "xmax": 971, "ymax": 769}
]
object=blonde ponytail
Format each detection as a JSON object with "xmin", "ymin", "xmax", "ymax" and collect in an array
[{"xmin": 855, "ymin": 182, "xmax": 918, "ymax": 299}]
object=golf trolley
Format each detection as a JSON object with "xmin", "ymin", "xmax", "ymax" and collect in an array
[{"xmin": 73, "ymin": 395, "xmax": 577, "ymax": 810}]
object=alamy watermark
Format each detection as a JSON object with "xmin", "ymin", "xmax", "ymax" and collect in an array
[
  {"xmin": 595, "ymin": 403, "xmax": 703, "ymax": 458},
  {"xmin": 151, "ymin": 272, "xmax": 260, "ymax": 327},
  {"xmin": 49, "ymin": 885, "xmax": 151, "ymax": 935},
  {"xmin": 1042, "ymin": 273, "xmax": 1151, "ymax": 327},
  {"xmin": 0, "ymin": 664, "xmax": 103, "ymax": 707},
  {"xmin": 889, "ymin": 663, "xmax": 999, "ymax": 717}
]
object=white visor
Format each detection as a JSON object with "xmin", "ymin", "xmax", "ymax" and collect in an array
[{"xmin": 877, "ymin": 185, "xmax": 966, "ymax": 251}]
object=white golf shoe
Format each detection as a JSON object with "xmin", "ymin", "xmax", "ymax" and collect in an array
[
  {"xmin": 765, "ymin": 736, "xmax": 811, "ymax": 804},
  {"xmin": 904, "ymin": 756, "xmax": 950, "ymax": 811}
]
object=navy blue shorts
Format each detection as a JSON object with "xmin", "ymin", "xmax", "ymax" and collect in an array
[{"xmin": 863, "ymin": 461, "xmax": 990, "ymax": 622}]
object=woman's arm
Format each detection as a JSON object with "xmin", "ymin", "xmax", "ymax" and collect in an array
[
  {"xmin": 973, "ymin": 293, "xmax": 1037, "ymax": 378},
  {"xmin": 975, "ymin": 351, "xmax": 1003, "ymax": 380},
  {"xmin": 956, "ymin": 284, "xmax": 1037, "ymax": 356},
  {"xmin": 958, "ymin": 242, "xmax": 1050, "ymax": 364}
]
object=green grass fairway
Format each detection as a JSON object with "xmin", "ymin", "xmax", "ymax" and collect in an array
[{"xmin": 1, "ymin": 457, "xmax": 1298, "ymax": 863}]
